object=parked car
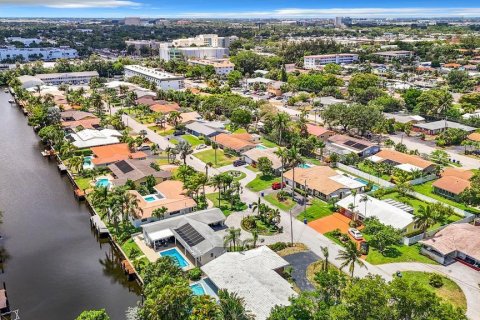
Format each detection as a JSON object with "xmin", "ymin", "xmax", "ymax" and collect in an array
[
  {"xmin": 233, "ymin": 160, "xmax": 246, "ymax": 167},
  {"xmin": 348, "ymin": 228, "xmax": 363, "ymax": 240},
  {"xmin": 173, "ymin": 130, "xmax": 184, "ymax": 136},
  {"xmin": 271, "ymin": 182, "xmax": 286, "ymax": 190},
  {"xmin": 137, "ymin": 145, "xmax": 151, "ymax": 151},
  {"xmin": 196, "ymin": 144, "xmax": 207, "ymax": 150}
]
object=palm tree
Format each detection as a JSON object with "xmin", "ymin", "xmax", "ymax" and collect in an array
[
  {"xmin": 321, "ymin": 246, "xmax": 330, "ymax": 271},
  {"xmin": 176, "ymin": 141, "xmax": 193, "ymax": 165},
  {"xmin": 90, "ymin": 92, "xmax": 104, "ymax": 116},
  {"xmin": 243, "ymin": 228, "xmax": 259, "ymax": 249},
  {"xmin": 217, "ymin": 289, "xmax": 254, "ymax": 320},
  {"xmin": 223, "ymin": 227, "xmax": 241, "ymax": 251},
  {"xmin": 338, "ymin": 240, "xmax": 366, "ymax": 277},
  {"xmin": 210, "ymin": 174, "xmax": 224, "ymax": 207},
  {"xmin": 273, "ymin": 112, "xmax": 290, "ymax": 146},
  {"xmin": 359, "ymin": 194, "xmax": 369, "ymax": 219},
  {"xmin": 274, "ymin": 147, "xmax": 288, "ymax": 191},
  {"xmin": 316, "ymin": 140, "xmax": 326, "ymax": 160},
  {"xmin": 414, "ymin": 205, "xmax": 437, "ymax": 238},
  {"xmin": 167, "ymin": 111, "xmax": 183, "ymax": 128},
  {"xmin": 286, "ymin": 145, "xmax": 304, "ymax": 200},
  {"xmin": 66, "ymin": 156, "xmax": 83, "ymax": 174},
  {"xmin": 152, "ymin": 206, "xmax": 168, "ymax": 220}
]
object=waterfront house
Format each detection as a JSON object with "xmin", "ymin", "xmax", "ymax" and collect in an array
[
  {"xmin": 67, "ymin": 129, "xmax": 122, "ymax": 148},
  {"xmin": 283, "ymin": 166, "xmax": 364, "ymax": 200},
  {"xmin": 90, "ymin": 143, "xmax": 147, "ymax": 167},
  {"xmin": 107, "ymin": 159, "xmax": 172, "ymax": 187},
  {"xmin": 201, "ymin": 246, "xmax": 297, "ymax": 320},
  {"xmin": 142, "ymin": 208, "xmax": 226, "ymax": 265},
  {"xmin": 129, "ymin": 180, "xmax": 197, "ymax": 227},
  {"xmin": 60, "ymin": 110, "xmax": 100, "ymax": 130},
  {"xmin": 432, "ymin": 168, "xmax": 474, "ymax": 201}
]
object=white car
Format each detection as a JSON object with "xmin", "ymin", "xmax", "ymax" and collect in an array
[
  {"xmin": 196, "ymin": 144, "xmax": 208, "ymax": 150},
  {"xmin": 348, "ymin": 228, "xmax": 363, "ymax": 240}
]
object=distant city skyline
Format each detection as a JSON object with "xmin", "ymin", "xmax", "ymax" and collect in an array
[{"xmin": 1, "ymin": 1, "xmax": 480, "ymax": 18}]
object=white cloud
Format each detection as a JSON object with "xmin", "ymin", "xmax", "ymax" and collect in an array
[{"xmin": 0, "ymin": 0, "xmax": 141, "ymax": 8}]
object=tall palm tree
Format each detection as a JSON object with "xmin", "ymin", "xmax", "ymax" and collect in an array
[
  {"xmin": 287, "ymin": 145, "xmax": 304, "ymax": 200},
  {"xmin": 316, "ymin": 140, "xmax": 326, "ymax": 160},
  {"xmin": 338, "ymin": 240, "xmax": 366, "ymax": 277},
  {"xmin": 176, "ymin": 141, "xmax": 193, "ymax": 165},
  {"xmin": 321, "ymin": 246, "xmax": 330, "ymax": 271},
  {"xmin": 67, "ymin": 156, "xmax": 83, "ymax": 174},
  {"xmin": 273, "ymin": 112, "xmax": 290, "ymax": 146},
  {"xmin": 167, "ymin": 111, "xmax": 183, "ymax": 128},
  {"xmin": 223, "ymin": 227, "xmax": 241, "ymax": 251},
  {"xmin": 210, "ymin": 174, "xmax": 224, "ymax": 207},
  {"xmin": 274, "ymin": 147, "xmax": 288, "ymax": 191},
  {"xmin": 217, "ymin": 289, "xmax": 254, "ymax": 320},
  {"xmin": 90, "ymin": 92, "xmax": 104, "ymax": 116},
  {"xmin": 359, "ymin": 194, "xmax": 369, "ymax": 219},
  {"xmin": 152, "ymin": 206, "xmax": 168, "ymax": 220},
  {"xmin": 414, "ymin": 205, "xmax": 437, "ymax": 238}
]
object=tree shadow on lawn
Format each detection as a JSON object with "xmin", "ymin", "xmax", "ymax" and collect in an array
[{"xmin": 381, "ymin": 246, "xmax": 402, "ymax": 258}]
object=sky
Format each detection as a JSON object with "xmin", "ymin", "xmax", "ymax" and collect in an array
[{"xmin": 1, "ymin": 0, "xmax": 480, "ymax": 19}]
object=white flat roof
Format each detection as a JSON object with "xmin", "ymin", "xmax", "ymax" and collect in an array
[
  {"xmin": 329, "ymin": 174, "xmax": 365, "ymax": 189},
  {"xmin": 124, "ymin": 65, "xmax": 184, "ymax": 81},
  {"xmin": 366, "ymin": 155, "xmax": 383, "ymax": 163},
  {"xmin": 395, "ymin": 163, "xmax": 423, "ymax": 173},
  {"xmin": 148, "ymin": 229, "xmax": 174, "ymax": 241}
]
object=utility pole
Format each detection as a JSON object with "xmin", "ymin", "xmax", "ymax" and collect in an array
[{"xmin": 289, "ymin": 209, "xmax": 293, "ymax": 245}]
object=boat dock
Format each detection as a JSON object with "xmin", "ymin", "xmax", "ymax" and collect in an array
[
  {"xmin": 57, "ymin": 163, "xmax": 67, "ymax": 173},
  {"xmin": 90, "ymin": 215, "xmax": 109, "ymax": 237}
]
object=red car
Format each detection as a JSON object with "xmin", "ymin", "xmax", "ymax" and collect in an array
[{"xmin": 272, "ymin": 182, "xmax": 286, "ymax": 190}]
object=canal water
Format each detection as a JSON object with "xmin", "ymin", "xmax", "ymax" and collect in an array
[{"xmin": 0, "ymin": 89, "xmax": 140, "ymax": 319}]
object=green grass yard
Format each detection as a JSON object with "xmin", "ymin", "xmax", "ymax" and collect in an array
[
  {"xmin": 194, "ymin": 149, "xmax": 237, "ymax": 168},
  {"xmin": 246, "ymin": 175, "xmax": 280, "ymax": 192},
  {"xmin": 206, "ymin": 193, "xmax": 247, "ymax": 216},
  {"xmin": 181, "ymin": 134, "xmax": 203, "ymax": 146},
  {"xmin": 75, "ymin": 178, "xmax": 91, "ymax": 190},
  {"xmin": 365, "ymin": 243, "xmax": 438, "ymax": 265},
  {"xmin": 260, "ymin": 137, "xmax": 279, "ymax": 148},
  {"xmin": 357, "ymin": 162, "xmax": 391, "ymax": 181},
  {"xmin": 297, "ymin": 199, "xmax": 336, "ymax": 222},
  {"xmin": 246, "ymin": 165, "xmax": 260, "ymax": 172},
  {"xmin": 264, "ymin": 193, "xmax": 297, "ymax": 211}
]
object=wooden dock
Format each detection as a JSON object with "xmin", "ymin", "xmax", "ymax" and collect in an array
[
  {"xmin": 90, "ymin": 215, "xmax": 109, "ymax": 237},
  {"xmin": 121, "ymin": 260, "xmax": 136, "ymax": 280}
]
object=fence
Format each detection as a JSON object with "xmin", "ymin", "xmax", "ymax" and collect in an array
[
  {"xmin": 409, "ymin": 174, "xmax": 437, "ymax": 186},
  {"xmin": 403, "ymin": 214, "xmax": 476, "ymax": 245},
  {"xmin": 336, "ymin": 163, "xmax": 395, "ymax": 188}
]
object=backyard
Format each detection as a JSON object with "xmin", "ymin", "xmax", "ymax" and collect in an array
[
  {"xmin": 74, "ymin": 177, "xmax": 91, "ymax": 191},
  {"xmin": 246, "ymin": 175, "xmax": 280, "ymax": 192},
  {"xmin": 357, "ymin": 161, "xmax": 391, "ymax": 181},
  {"xmin": 297, "ymin": 199, "xmax": 336, "ymax": 222},
  {"xmin": 181, "ymin": 134, "xmax": 203, "ymax": 147},
  {"xmin": 264, "ymin": 193, "xmax": 297, "ymax": 211},
  {"xmin": 260, "ymin": 137, "xmax": 279, "ymax": 148},
  {"xmin": 194, "ymin": 149, "xmax": 237, "ymax": 168}
]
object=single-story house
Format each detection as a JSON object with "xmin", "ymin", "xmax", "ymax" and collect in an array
[
  {"xmin": 185, "ymin": 121, "xmax": 225, "ymax": 138},
  {"xmin": 213, "ymin": 133, "xmax": 257, "ymax": 154},
  {"xmin": 61, "ymin": 110, "xmax": 100, "ymax": 130},
  {"xmin": 142, "ymin": 208, "xmax": 226, "ymax": 266},
  {"xmin": 313, "ymin": 96, "xmax": 347, "ymax": 107},
  {"xmin": 201, "ymin": 246, "xmax": 297, "ymax": 320},
  {"xmin": 412, "ymin": 120, "xmax": 476, "ymax": 135},
  {"xmin": 107, "ymin": 159, "xmax": 172, "ymax": 187},
  {"xmin": 149, "ymin": 101, "xmax": 180, "ymax": 113},
  {"xmin": 336, "ymin": 194, "xmax": 418, "ymax": 233},
  {"xmin": 129, "ymin": 180, "xmax": 197, "ymax": 227},
  {"xmin": 242, "ymin": 148, "xmax": 283, "ymax": 174},
  {"xmin": 467, "ymin": 132, "xmax": 480, "ymax": 143},
  {"xmin": 420, "ymin": 223, "xmax": 480, "ymax": 267},
  {"xmin": 179, "ymin": 111, "xmax": 202, "ymax": 124},
  {"xmin": 283, "ymin": 166, "xmax": 364, "ymax": 200},
  {"xmin": 136, "ymin": 95, "xmax": 158, "ymax": 106},
  {"xmin": 384, "ymin": 113, "xmax": 425, "ymax": 124},
  {"xmin": 267, "ymin": 80, "xmax": 285, "ymax": 97},
  {"xmin": 67, "ymin": 129, "xmax": 122, "ymax": 148},
  {"xmin": 432, "ymin": 168, "xmax": 474, "ymax": 201},
  {"xmin": 90, "ymin": 143, "xmax": 147, "ymax": 167},
  {"xmin": 366, "ymin": 149, "xmax": 436, "ymax": 173},
  {"xmin": 327, "ymin": 134, "xmax": 380, "ymax": 157},
  {"xmin": 306, "ymin": 124, "xmax": 336, "ymax": 141}
]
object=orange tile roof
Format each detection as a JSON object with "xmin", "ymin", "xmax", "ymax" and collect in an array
[
  {"xmin": 214, "ymin": 133, "xmax": 256, "ymax": 151},
  {"xmin": 444, "ymin": 63, "xmax": 461, "ymax": 68},
  {"xmin": 432, "ymin": 176, "xmax": 471, "ymax": 195},
  {"xmin": 467, "ymin": 132, "xmax": 480, "ymax": 142},
  {"xmin": 284, "ymin": 166, "xmax": 345, "ymax": 195},
  {"xmin": 374, "ymin": 149, "xmax": 434, "ymax": 170},
  {"xmin": 61, "ymin": 118, "xmax": 101, "ymax": 129},
  {"xmin": 441, "ymin": 167, "xmax": 474, "ymax": 181},
  {"xmin": 149, "ymin": 102, "xmax": 180, "ymax": 113},
  {"xmin": 91, "ymin": 143, "xmax": 147, "ymax": 165},
  {"xmin": 306, "ymin": 124, "xmax": 334, "ymax": 137}
]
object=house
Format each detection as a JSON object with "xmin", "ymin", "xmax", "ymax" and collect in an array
[
  {"xmin": 90, "ymin": 143, "xmax": 147, "ymax": 167},
  {"xmin": 432, "ymin": 168, "xmax": 474, "ymax": 201},
  {"xmin": 412, "ymin": 120, "xmax": 476, "ymax": 135},
  {"xmin": 242, "ymin": 148, "xmax": 283, "ymax": 174},
  {"xmin": 366, "ymin": 149, "xmax": 436, "ymax": 173},
  {"xmin": 336, "ymin": 194, "xmax": 418, "ymax": 233},
  {"xmin": 267, "ymin": 81, "xmax": 285, "ymax": 97},
  {"xmin": 213, "ymin": 133, "xmax": 256, "ymax": 154},
  {"xmin": 201, "ymin": 246, "xmax": 297, "ymax": 320},
  {"xmin": 384, "ymin": 113, "xmax": 425, "ymax": 124},
  {"xmin": 60, "ymin": 110, "xmax": 100, "ymax": 130},
  {"xmin": 179, "ymin": 111, "xmax": 201, "ymax": 124},
  {"xmin": 136, "ymin": 95, "xmax": 158, "ymax": 106},
  {"xmin": 283, "ymin": 166, "xmax": 364, "ymax": 200},
  {"xmin": 306, "ymin": 124, "xmax": 336, "ymax": 141},
  {"xmin": 185, "ymin": 121, "xmax": 225, "ymax": 138},
  {"xmin": 107, "ymin": 159, "xmax": 172, "ymax": 187},
  {"xmin": 129, "ymin": 180, "xmax": 197, "ymax": 227},
  {"xmin": 142, "ymin": 208, "xmax": 226, "ymax": 265},
  {"xmin": 149, "ymin": 101, "xmax": 180, "ymax": 113},
  {"xmin": 327, "ymin": 135, "xmax": 380, "ymax": 157},
  {"xmin": 67, "ymin": 129, "xmax": 122, "ymax": 148},
  {"xmin": 467, "ymin": 132, "xmax": 480, "ymax": 143},
  {"xmin": 420, "ymin": 223, "xmax": 480, "ymax": 267}
]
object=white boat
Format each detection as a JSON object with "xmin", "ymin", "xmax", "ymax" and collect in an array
[{"xmin": 8, "ymin": 99, "xmax": 14, "ymax": 103}]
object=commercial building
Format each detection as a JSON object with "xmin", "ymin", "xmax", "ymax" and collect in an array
[
  {"xmin": 373, "ymin": 50, "xmax": 414, "ymax": 62},
  {"xmin": 189, "ymin": 59, "xmax": 235, "ymax": 75},
  {"xmin": 202, "ymin": 246, "xmax": 297, "ymax": 320},
  {"xmin": 304, "ymin": 54, "xmax": 359, "ymax": 69},
  {"xmin": 172, "ymin": 34, "xmax": 238, "ymax": 48},
  {"xmin": 124, "ymin": 17, "xmax": 142, "ymax": 26},
  {"xmin": 35, "ymin": 71, "xmax": 99, "ymax": 85},
  {"xmin": 159, "ymin": 44, "xmax": 229, "ymax": 62},
  {"xmin": 5, "ymin": 37, "xmax": 43, "ymax": 46},
  {"xmin": 0, "ymin": 46, "xmax": 78, "ymax": 62},
  {"xmin": 124, "ymin": 65, "xmax": 185, "ymax": 90},
  {"xmin": 125, "ymin": 39, "xmax": 163, "ymax": 51}
]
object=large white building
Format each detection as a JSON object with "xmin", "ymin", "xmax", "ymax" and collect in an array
[
  {"xmin": 172, "ymin": 34, "xmax": 238, "ymax": 48},
  {"xmin": 374, "ymin": 50, "xmax": 414, "ymax": 62},
  {"xmin": 124, "ymin": 65, "xmax": 185, "ymax": 90},
  {"xmin": 189, "ymin": 58, "xmax": 235, "ymax": 75},
  {"xmin": 0, "ymin": 46, "xmax": 78, "ymax": 62},
  {"xmin": 304, "ymin": 53, "xmax": 359, "ymax": 69},
  {"xmin": 36, "ymin": 71, "xmax": 99, "ymax": 85},
  {"xmin": 125, "ymin": 39, "xmax": 163, "ymax": 51},
  {"xmin": 159, "ymin": 43, "xmax": 229, "ymax": 62}
]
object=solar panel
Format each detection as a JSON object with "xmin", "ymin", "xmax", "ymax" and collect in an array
[
  {"xmin": 352, "ymin": 143, "xmax": 368, "ymax": 151},
  {"xmin": 175, "ymin": 223, "xmax": 205, "ymax": 247},
  {"xmin": 344, "ymin": 140, "xmax": 356, "ymax": 146},
  {"xmin": 116, "ymin": 160, "xmax": 134, "ymax": 174}
]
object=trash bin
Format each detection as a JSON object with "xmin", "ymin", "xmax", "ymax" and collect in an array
[
  {"xmin": 303, "ymin": 218, "xmax": 307, "ymax": 224},
  {"xmin": 248, "ymin": 203, "xmax": 252, "ymax": 209},
  {"xmin": 261, "ymin": 192, "xmax": 264, "ymax": 197}
]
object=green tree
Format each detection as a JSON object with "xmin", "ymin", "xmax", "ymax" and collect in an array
[
  {"xmin": 227, "ymin": 70, "xmax": 243, "ymax": 87},
  {"xmin": 218, "ymin": 289, "xmax": 254, "ymax": 320},
  {"xmin": 416, "ymin": 89, "xmax": 453, "ymax": 116},
  {"xmin": 230, "ymin": 108, "xmax": 252, "ymax": 130},
  {"xmin": 257, "ymin": 156, "xmax": 273, "ymax": 177},
  {"xmin": 402, "ymin": 88, "xmax": 422, "ymax": 111},
  {"xmin": 338, "ymin": 240, "xmax": 365, "ymax": 277},
  {"xmin": 75, "ymin": 309, "xmax": 110, "ymax": 320}
]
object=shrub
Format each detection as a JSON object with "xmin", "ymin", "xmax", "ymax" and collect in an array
[
  {"xmin": 188, "ymin": 267, "xmax": 202, "ymax": 281},
  {"xmin": 429, "ymin": 274, "xmax": 444, "ymax": 288},
  {"xmin": 269, "ymin": 242, "xmax": 288, "ymax": 252},
  {"xmin": 277, "ymin": 190, "xmax": 289, "ymax": 201},
  {"xmin": 330, "ymin": 228, "xmax": 342, "ymax": 238},
  {"xmin": 241, "ymin": 216, "xmax": 257, "ymax": 230}
]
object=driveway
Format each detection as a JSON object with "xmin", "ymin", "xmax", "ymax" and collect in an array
[{"xmin": 283, "ymin": 251, "xmax": 320, "ymax": 291}]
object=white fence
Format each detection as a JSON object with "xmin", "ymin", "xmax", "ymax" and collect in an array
[
  {"xmin": 409, "ymin": 174, "xmax": 437, "ymax": 186},
  {"xmin": 336, "ymin": 163, "xmax": 395, "ymax": 188}
]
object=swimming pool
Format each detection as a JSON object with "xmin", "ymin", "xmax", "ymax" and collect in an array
[
  {"xmin": 256, "ymin": 144, "xmax": 267, "ymax": 150},
  {"xmin": 297, "ymin": 163, "xmax": 313, "ymax": 169},
  {"xmin": 83, "ymin": 156, "xmax": 94, "ymax": 170},
  {"xmin": 354, "ymin": 177, "xmax": 379, "ymax": 191},
  {"xmin": 190, "ymin": 283, "xmax": 205, "ymax": 295},
  {"xmin": 95, "ymin": 178, "xmax": 111, "ymax": 188},
  {"xmin": 144, "ymin": 196, "xmax": 157, "ymax": 202},
  {"xmin": 143, "ymin": 193, "xmax": 164, "ymax": 202},
  {"xmin": 160, "ymin": 248, "xmax": 189, "ymax": 268}
]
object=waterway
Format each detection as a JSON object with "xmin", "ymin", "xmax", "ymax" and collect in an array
[{"xmin": 0, "ymin": 88, "xmax": 140, "ymax": 319}]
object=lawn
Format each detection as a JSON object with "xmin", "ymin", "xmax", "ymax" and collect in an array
[
  {"xmin": 182, "ymin": 134, "xmax": 203, "ymax": 147},
  {"xmin": 413, "ymin": 181, "xmax": 480, "ymax": 214},
  {"xmin": 246, "ymin": 165, "xmax": 260, "ymax": 172},
  {"xmin": 246, "ymin": 175, "xmax": 280, "ymax": 192},
  {"xmin": 304, "ymin": 157, "xmax": 322, "ymax": 165},
  {"xmin": 206, "ymin": 193, "xmax": 247, "ymax": 217},
  {"xmin": 225, "ymin": 170, "xmax": 247, "ymax": 181},
  {"xmin": 264, "ymin": 193, "xmax": 297, "ymax": 211},
  {"xmin": 157, "ymin": 128, "xmax": 175, "ymax": 136},
  {"xmin": 365, "ymin": 243, "xmax": 438, "ymax": 265},
  {"xmin": 120, "ymin": 238, "xmax": 144, "ymax": 261},
  {"xmin": 194, "ymin": 149, "xmax": 237, "ymax": 168},
  {"xmin": 260, "ymin": 137, "xmax": 279, "ymax": 148},
  {"xmin": 357, "ymin": 161, "xmax": 391, "ymax": 181},
  {"xmin": 170, "ymin": 138, "xmax": 179, "ymax": 145},
  {"xmin": 75, "ymin": 178, "xmax": 91, "ymax": 190},
  {"xmin": 297, "ymin": 199, "xmax": 335, "ymax": 222},
  {"xmin": 401, "ymin": 271, "xmax": 466, "ymax": 310}
]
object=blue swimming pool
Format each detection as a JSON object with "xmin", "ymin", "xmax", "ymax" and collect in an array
[
  {"xmin": 144, "ymin": 196, "xmax": 157, "ymax": 202},
  {"xmin": 190, "ymin": 283, "xmax": 205, "ymax": 295},
  {"xmin": 354, "ymin": 177, "xmax": 379, "ymax": 191},
  {"xmin": 297, "ymin": 163, "xmax": 313, "ymax": 169},
  {"xmin": 83, "ymin": 156, "xmax": 92, "ymax": 165},
  {"xmin": 160, "ymin": 248, "xmax": 189, "ymax": 268},
  {"xmin": 95, "ymin": 178, "xmax": 110, "ymax": 188},
  {"xmin": 256, "ymin": 144, "xmax": 267, "ymax": 150}
]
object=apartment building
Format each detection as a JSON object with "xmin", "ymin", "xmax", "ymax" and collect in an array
[
  {"xmin": 374, "ymin": 50, "xmax": 414, "ymax": 62},
  {"xmin": 0, "ymin": 46, "xmax": 78, "ymax": 62},
  {"xmin": 189, "ymin": 59, "xmax": 235, "ymax": 75},
  {"xmin": 304, "ymin": 53, "xmax": 359, "ymax": 69},
  {"xmin": 36, "ymin": 71, "xmax": 99, "ymax": 85},
  {"xmin": 125, "ymin": 39, "xmax": 163, "ymax": 51},
  {"xmin": 172, "ymin": 34, "xmax": 238, "ymax": 48},
  {"xmin": 159, "ymin": 43, "xmax": 229, "ymax": 62},
  {"xmin": 124, "ymin": 65, "xmax": 185, "ymax": 90}
]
